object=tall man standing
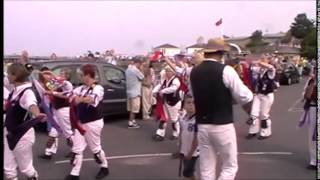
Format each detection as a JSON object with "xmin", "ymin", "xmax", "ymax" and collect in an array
[
  {"xmin": 125, "ymin": 57, "xmax": 145, "ymax": 128},
  {"xmin": 190, "ymin": 38, "xmax": 253, "ymax": 180}
]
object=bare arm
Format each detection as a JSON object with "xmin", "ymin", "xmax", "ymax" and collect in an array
[
  {"xmin": 163, "ymin": 57, "xmax": 177, "ymax": 73},
  {"xmin": 242, "ymin": 100, "xmax": 253, "ymax": 115},
  {"xmin": 29, "ymin": 105, "xmax": 47, "ymax": 122},
  {"xmin": 186, "ymin": 132, "xmax": 198, "ymax": 159}
]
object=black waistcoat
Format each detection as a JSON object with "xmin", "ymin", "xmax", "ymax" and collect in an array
[
  {"xmin": 52, "ymin": 87, "xmax": 70, "ymax": 109},
  {"xmin": 5, "ymin": 87, "xmax": 32, "ymax": 132},
  {"xmin": 257, "ymin": 70, "xmax": 275, "ymax": 95},
  {"xmin": 76, "ymin": 85, "xmax": 103, "ymax": 123},
  {"xmin": 190, "ymin": 61, "xmax": 233, "ymax": 125},
  {"xmin": 162, "ymin": 77, "xmax": 181, "ymax": 106}
]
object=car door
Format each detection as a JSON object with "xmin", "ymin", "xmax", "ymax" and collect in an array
[{"xmin": 99, "ymin": 65, "xmax": 127, "ymax": 115}]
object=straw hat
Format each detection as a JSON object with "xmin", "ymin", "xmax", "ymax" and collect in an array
[{"xmin": 201, "ymin": 38, "xmax": 230, "ymax": 53}]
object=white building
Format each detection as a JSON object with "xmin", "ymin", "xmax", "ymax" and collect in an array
[
  {"xmin": 186, "ymin": 43, "xmax": 205, "ymax": 55},
  {"xmin": 153, "ymin": 43, "xmax": 181, "ymax": 57}
]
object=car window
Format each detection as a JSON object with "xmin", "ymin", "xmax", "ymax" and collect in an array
[
  {"xmin": 103, "ymin": 66, "xmax": 125, "ymax": 84},
  {"xmin": 51, "ymin": 65, "xmax": 100, "ymax": 86}
]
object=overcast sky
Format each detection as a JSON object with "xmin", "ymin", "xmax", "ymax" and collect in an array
[{"xmin": 4, "ymin": 1, "xmax": 316, "ymax": 56}]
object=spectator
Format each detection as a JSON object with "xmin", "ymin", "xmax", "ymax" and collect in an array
[
  {"xmin": 125, "ymin": 57, "xmax": 145, "ymax": 128},
  {"xmin": 50, "ymin": 53, "xmax": 58, "ymax": 60},
  {"xmin": 141, "ymin": 60, "xmax": 156, "ymax": 121}
]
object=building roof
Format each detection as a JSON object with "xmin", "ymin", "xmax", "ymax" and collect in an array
[
  {"xmin": 263, "ymin": 32, "xmax": 286, "ymax": 38},
  {"xmin": 154, "ymin": 43, "xmax": 179, "ymax": 49},
  {"xmin": 276, "ymin": 46, "xmax": 301, "ymax": 54},
  {"xmin": 186, "ymin": 43, "xmax": 205, "ymax": 48},
  {"xmin": 224, "ymin": 36, "xmax": 250, "ymax": 41}
]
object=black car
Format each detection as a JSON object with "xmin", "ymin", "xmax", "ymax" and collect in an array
[
  {"xmin": 279, "ymin": 63, "xmax": 300, "ymax": 85},
  {"xmin": 30, "ymin": 59, "xmax": 128, "ymax": 116}
]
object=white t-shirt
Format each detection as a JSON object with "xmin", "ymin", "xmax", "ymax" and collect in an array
[
  {"xmin": 179, "ymin": 114, "xmax": 199, "ymax": 157},
  {"xmin": 73, "ymin": 84, "xmax": 104, "ymax": 107},
  {"xmin": 9, "ymin": 83, "xmax": 38, "ymax": 112}
]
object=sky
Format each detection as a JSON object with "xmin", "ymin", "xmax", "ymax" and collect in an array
[{"xmin": 4, "ymin": 1, "xmax": 316, "ymax": 56}]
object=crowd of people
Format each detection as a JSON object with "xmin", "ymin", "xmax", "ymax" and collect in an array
[{"xmin": 3, "ymin": 39, "xmax": 317, "ymax": 180}]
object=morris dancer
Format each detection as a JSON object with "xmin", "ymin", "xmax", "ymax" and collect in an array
[
  {"xmin": 152, "ymin": 65, "xmax": 182, "ymax": 141},
  {"xmin": 298, "ymin": 67, "xmax": 317, "ymax": 170},
  {"xmin": 4, "ymin": 63, "xmax": 46, "ymax": 180},
  {"xmin": 246, "ymin": 55, "xmax": 276, "ymax": 140},
  {"xmin": 65, "ymin": 64, "xmax": 109, "ymax": 180},
  {"xmin": 39, "ymin": 68, "xmax": 74, "ymax": 159}
]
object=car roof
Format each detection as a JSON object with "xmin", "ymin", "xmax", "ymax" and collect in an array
[{"xmin": 29, "ymin": 59, "xmax": 123, "ymax": 69}]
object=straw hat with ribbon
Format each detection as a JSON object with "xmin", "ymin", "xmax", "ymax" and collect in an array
[{"xmin": 201, "ymin": 38, "xmax": 230, "ymax": 53}]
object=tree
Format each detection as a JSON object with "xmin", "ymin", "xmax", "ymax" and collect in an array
[
  {"xmin": 280, "ymin": 31, "xmax": 292, "ymax": 44},
  {"xmin": 300, "ymin": 27, "xmax": 316, "ymax": 59},
  {"xmin": 196, "ymin": 36, "xmax": 205, "ymax": 45},
  {"xmin": 290, "ymin": 13, "xmax": 314, "ymax": 39},
  {"xmin": 246, "ymin": 30, "xmax": 268, "ymax": 48}
]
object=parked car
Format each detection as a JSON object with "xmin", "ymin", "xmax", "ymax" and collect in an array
[
  {"xmin": 279, "ymin": 63, "xmax": 300, "ymax": 85},
  {"xmin": 30, "ymin": 59, "xmax": 128, "ymax": 116}
]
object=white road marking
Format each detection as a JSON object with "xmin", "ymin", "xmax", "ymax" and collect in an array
[
  {"xmin": 54, "ymin": 152, "xmax": 293, "ymax": 165},
  {"xmin": 288, "ymin": 98, "xmax": 304, "ymax": 112}
]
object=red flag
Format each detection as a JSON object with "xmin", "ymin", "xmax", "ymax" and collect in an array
[
  {"xmin": 215, "ymin": 18, "xmax": 223, "ymax": 26},
  {"xmin": 150, "ymin": 51, "xmax": 163, "ymax": 62}
]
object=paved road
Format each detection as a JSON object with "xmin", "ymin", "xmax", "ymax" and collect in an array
[{"xmin": 17, "ymin": 77, "xmax": 316, "ymax": 180}]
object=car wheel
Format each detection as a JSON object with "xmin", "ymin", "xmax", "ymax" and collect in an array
[{"xmin": 287, "ymin": 77, "xmax": 292, "ymax": 85}]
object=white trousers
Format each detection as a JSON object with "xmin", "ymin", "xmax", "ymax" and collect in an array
[
  {"xmin": 142, "ymin": 86, "xmax": 153, "ymax": 119},
  {"xmin": 307, "ymin": 106, "xmax": 317, "ymax": 166},
  {"xmin": 198, "ymin": 124, "xmax": 238, "ymax": 180},
  {"xmin": 249, "ymin": 93, "xmax": 274, "ymax": 137},
  {"xmin": 156, "ymin": 101, "xmax": 181, "ymax": 137},
  {"xmin": 46, "ymin": 107, "xmax": 73, "ymax": 155},
  {"xmin": 70, "ymin": 119, "xmax": 108, "ymax": 176},
  {"xmin": 4, "ymin": 128, "xmax": 38, "ymax": 179}
]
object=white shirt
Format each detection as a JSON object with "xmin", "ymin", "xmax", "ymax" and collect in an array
[
  {"xmin": 179, "ymin": 114, "xmax": 199, "ymax": 157},
  {"xmin": 73, "ymin": 84, "xmax": 104, "ymax": 107},
  {"xmin": 4, "ymin": 74, "xmax": 14, "ymax": 92},
  {"xmin": 4, "ymin": 86, "xmax": 9, "ymax": 107},
  {"xmin": 153, "ymin": 76, "xmax": 181, "ymax": 95},
  {"xmin": 203, "ymin": 59, "xmax": 253, "ymax": 105},
  {"xmin": 59, "ymin": 80, "xmax": 73, "ymax": 93},
  {"xmin": 9, "ymin": 83, "xmax": 38, "ymax": 111},
  {"xmin": 175, "ymin": 66, "xmax": 193, "ymax": 94}
]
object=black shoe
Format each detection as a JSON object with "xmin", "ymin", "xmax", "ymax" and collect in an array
[
  {"xmin": 95, "ymin": 167, "xmax": 109, "ymax": 179},
  {"xmin": 39, "ymin": 154, "xmax": 52, "ymax": 160},
  {"xmin": 257, "ymin": 135, "xmax": 271, "ymax": 140},
  {"xmin": 171, "ymin": 152, "xmax": 182, "ymax": 159},
  {"xmin": 306, "ymin": 165, "xmax": 317, "ymax": 170},
  {"xmin": 152, "ymin": 134, "xmax": 164, "ymax": 141},
  {"xmin": 27, "ymin": 176, "xmax": 38, "ymax": 180},
  {"xmin": 64, "ymin": 175, "xmax": 80, "ymax": 180},
  {"xmin": 169, "ymin": 135, "xmax": 179, "ymax": 140},
  {"xmin": 245, "ymin": 133, "xmax": 257, "ymax": 139}
]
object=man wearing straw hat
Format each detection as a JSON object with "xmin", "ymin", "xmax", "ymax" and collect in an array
[{"xmin": 190, "ymin": 38, "xmax": 253, "ymax": 180}]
